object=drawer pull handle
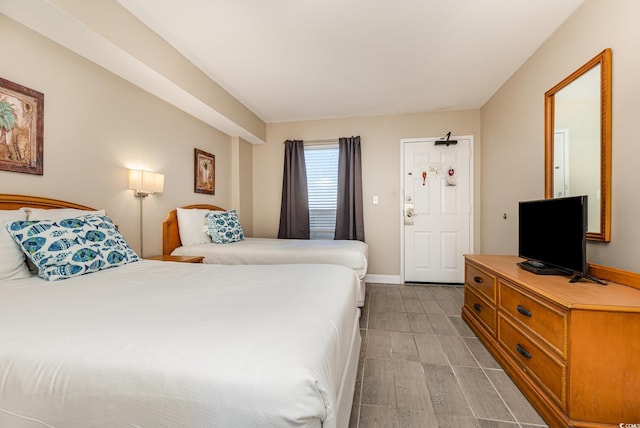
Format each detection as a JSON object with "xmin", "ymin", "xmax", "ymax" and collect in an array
[
  {"xmin": 473, "ymin": 303, "xmax": 482, "ymax": 312},
  {"xmin": 473, "ymin": 276, "xmax": 484, "ymax": 284},
  {"xmin": 516, "ymin": 343, "xmax": 532, "ymax": 359},
  {"xmin": 517, "ymin": 305, "xmax": 532, "ymax": 317}
]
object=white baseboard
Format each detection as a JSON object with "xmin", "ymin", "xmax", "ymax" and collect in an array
[{"xmin": 364, "ymin": 274, "xmax": 402, "ymax": 284}]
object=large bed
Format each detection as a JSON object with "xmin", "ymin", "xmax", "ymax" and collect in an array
[
  {"xmin": 0, "ymin": 194, "xmax": 361, "ymax": 428},
  {"xmin": 163, "ymin": 205, "xmax": 369, "ymax": 306}
]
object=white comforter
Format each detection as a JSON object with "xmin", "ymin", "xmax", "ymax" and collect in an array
[
  {"xmin": 171, "ymin": 238, "xmax": 369, "ymax": 280},
  {"xmin": 0, "ymin": 261, "xmax": 360, "ymax": 428}
]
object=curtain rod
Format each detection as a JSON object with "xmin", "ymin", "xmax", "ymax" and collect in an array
[{"xmin": 283, "ymin": 138, "xmax": 338, "ymax": 145}]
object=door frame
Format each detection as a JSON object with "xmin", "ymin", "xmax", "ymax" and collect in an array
[{"xmin": 399, "ymin": 135, "xmax": 475, "ymax": 284}]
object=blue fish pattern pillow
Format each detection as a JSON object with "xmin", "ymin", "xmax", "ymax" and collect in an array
[
  {"xmin": 205, "ymin": 209, "xmax": 245, "ymax": 244},
  {"xmin": 6, "ymin": 214, "xmax": 139, "ymax": 281}
]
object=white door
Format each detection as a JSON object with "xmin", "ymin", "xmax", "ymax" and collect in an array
[
  {"xmin": 553, "ymin": 129, "xmax": 569, "ymax": 198},
  {"xmin": 402, "ymin": 136, "xmax": 472, "ymax": 284}
]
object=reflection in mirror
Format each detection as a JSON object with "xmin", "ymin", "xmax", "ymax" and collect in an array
[
  {"xmin": 545, "ymin": 49, "xmax": 611, "ymax": 242},
  {"xmin": 553, "ymin": 65, "xmax": 601, "ymax": 231}
]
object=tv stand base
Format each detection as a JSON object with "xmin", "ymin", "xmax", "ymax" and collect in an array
[
  {"xmin": 517, "ymin": 260, "xmax": 566, "ymax": 275},
  {"xmin": 569, "ymin": 273, "xmax": 607, "ymax": 285}
]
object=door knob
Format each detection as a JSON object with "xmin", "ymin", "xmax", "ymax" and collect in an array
[{"xmin": 404, "ymin": 203, "xmax": 415, "ymax": 225}]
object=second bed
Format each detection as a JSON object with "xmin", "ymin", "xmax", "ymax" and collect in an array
[{"xmin": 163, "ymin": 205, "xmax": 369, "ymax": 306}]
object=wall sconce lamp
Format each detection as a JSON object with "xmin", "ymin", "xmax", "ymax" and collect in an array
[
  {"xmin": 128, "ymin": 169, "xmax": 165, "ymax": 198},
  {"xmin": 128, "ymin": 169, "xmax": 164, "ymax": 256}
]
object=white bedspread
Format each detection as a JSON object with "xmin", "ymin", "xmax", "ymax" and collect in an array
[
  {"xmin": 171, "ymin": 238, "xmax": 369, "ymax": 280},
  {"xmin": 0, "ymin": 261, "xmax": 360, "ymax": 428}
]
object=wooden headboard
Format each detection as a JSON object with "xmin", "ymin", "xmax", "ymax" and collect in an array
[
  {"xmin": 162, "ymin": 204, "xmax": 226, "ymax": 255},
  {"xmin": 0, "ymin": 194, "xmax": 97, "ymax": 211}
]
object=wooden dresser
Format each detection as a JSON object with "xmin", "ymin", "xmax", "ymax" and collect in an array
[{"xmin": 462, "ymin": 254, "xmax": 640, "ymax": 428}]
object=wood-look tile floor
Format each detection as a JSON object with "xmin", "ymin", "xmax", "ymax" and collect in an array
[{"xmin": 349, "ymin": 283, "xmax": 549, "ymax": 428}]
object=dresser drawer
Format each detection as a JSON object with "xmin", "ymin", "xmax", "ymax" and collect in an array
[
  {"xmin": 465, "ymin": 263, "xmax": 496, "ymax": 302},
  {"xmin": 464, "ymin": 285, "xmax": 496, "ymax": 335},
  {"xmin": 498, "ymin": 314, "xmax": 566, "ymax": 408},
  {"xmin": 499, "ymin": 280, "xmax": 567, "ymax": 357}
]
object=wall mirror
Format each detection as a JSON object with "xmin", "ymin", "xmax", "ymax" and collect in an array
[{"xmin": 545, "ymin": 48, "xmax": 611, "ymax": 242}]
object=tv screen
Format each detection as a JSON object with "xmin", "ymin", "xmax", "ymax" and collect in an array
[{"xmin": 518, "ymin": 196, "xmax": 587, "ymax": 277}]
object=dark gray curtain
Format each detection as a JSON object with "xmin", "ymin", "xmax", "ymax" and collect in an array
[
  {"xmin": 278, "ymin": 140, "xmax": 310, "ymax": 239},
  {"xmin": 335, "ymin": 136, "xmax": 365, "ymax": 241}
]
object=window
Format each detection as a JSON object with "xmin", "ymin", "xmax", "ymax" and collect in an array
[{"xmin": 304, "ymin": 145, "xmax": 338, "ymax": 239}]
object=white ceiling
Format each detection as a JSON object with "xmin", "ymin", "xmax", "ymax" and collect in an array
[{"xmin": 115, "ymin": 0, "xmax": 585, "ymax": 123}]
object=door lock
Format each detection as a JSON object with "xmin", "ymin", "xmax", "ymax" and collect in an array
[{"xmin": 404, "ymin": 203, "xmax": 415, "ymax": 225}]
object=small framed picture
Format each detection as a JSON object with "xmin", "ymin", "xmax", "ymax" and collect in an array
[
  {"xmin": 194, "ymin": 148, "xmax": 215, "ymax": 194},
  {"xmin": 0, "ymin": 77, "xmax": 44, "ymax": 175}
]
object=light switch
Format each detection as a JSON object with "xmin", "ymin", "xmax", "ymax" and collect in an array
[{"xmin": 373, "ymin": 195, "xmax": 379, "ymax": 205}]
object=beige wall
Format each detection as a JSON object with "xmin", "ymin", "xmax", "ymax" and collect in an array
[
  {"xmin": 0, "ymin": 15, "xmax": 233, "ymax": 257},
  {"xmin": 231, "ymin": 137, "xmax": 254, "ymax": 236},
  {"xmin": 254, "ymin": 111, "xmax": 481, "ymax": 277},
  {"xmin": 481, "ymin": 0, "xmax": 640, "ymax": 272}
]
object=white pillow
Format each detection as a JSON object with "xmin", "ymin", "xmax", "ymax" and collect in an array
[
  {"xmin": 27, "ymin": 208, "xmax": 105, "ymax": 221},
  {"xmin": 177, "ymin": 208, "xmax": 222, "ymax": 246},
  {"xmin": 0, "ymin": 209, "xmax": 31, "ymax": 280}
]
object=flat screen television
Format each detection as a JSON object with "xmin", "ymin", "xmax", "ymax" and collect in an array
[{"xmin": 518, "ymin": 195, "xmax": 602, "ymax": 283}]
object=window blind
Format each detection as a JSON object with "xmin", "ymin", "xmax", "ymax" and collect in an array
[{"xmin": 304, "ymin": 145, "xmax": 338, "ymax": 239}]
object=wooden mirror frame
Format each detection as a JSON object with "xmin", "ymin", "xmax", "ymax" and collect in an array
[{"xmin": 545, "ymin": 48, "xmax": 611, "ymax": 242}]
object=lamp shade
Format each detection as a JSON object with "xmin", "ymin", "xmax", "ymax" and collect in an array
[{"xmin": 128, "ymin": 170, "xmax": 164, "ymax": 195}]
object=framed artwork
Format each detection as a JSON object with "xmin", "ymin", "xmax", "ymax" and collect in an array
[
  {"xmin": 194, "ymin": 148, "xmax": 215, "ymax": 194},
  {"xmin": 0, "ymin": 77, "xmax": 44, "ymax": 175}
]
